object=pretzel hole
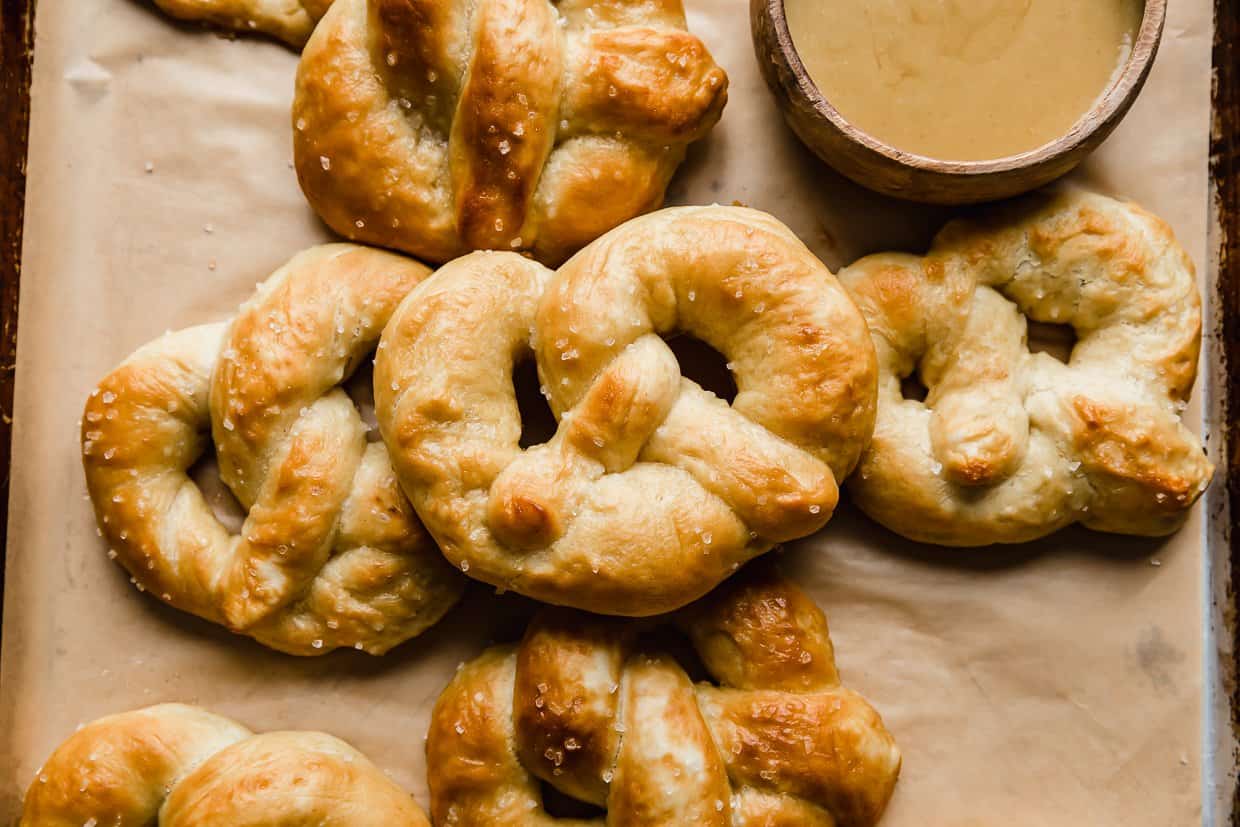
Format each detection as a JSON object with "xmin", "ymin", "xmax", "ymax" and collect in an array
[
  {"xmin": 514, "ymin": 358, "xmax": 558, "ymax": 449},
  {"xmin": 636, "ymin": 626, "xmax": 713, "ymax": 684},
  {"xmin": 667, "ymin": 334, "xmax": 737, "ymax": 404},
  {"xmin": 189, "ymin": 453, "xmax": 245, "ymax": 533},
  {"xmin": 540, "ymin": 782, "xmax": 606, "ymax": 819},
  {"xmin": 343, "ymin": 362, "xmax": 384, "ymax": 443},
  {"xmin": 900, "ymin": 373, "xmax": 929, "ymax": 403},
  {"xmin": 1026, "ymin": 320, "xmax": 1076, "ymax": 364}
]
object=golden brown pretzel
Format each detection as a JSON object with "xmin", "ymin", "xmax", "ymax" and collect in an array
[
  {"xmin": 427, "ymin": 563, "xmax": 901, "ymax": 826},
  {"xmin": 375, "ymin": 206, "xmax": 878, "ymax": 616},
  {"xmin": 152, "ymin": 0, "xmax": 333, "ymax": 47},
  {"xmin": 292, "ymin": 0, "xmax": 727, "ymax": 265},
  {"xmin": 20, "ymin": 703, "xmax": 429, "ymax": 825},
  {"xmin": 81, "ymin": 245, "xmax": 463, "ymax": 655},
  {"xmin": 838, "ymin": 190, "xmax": 1214, "ymax": 546}
]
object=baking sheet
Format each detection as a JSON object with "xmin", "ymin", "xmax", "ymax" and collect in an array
[{"xmin": 0, "ymin": 0, "xmax": 1216, "ymax": 823}]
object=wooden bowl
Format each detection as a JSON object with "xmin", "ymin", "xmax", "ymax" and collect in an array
[{"xmin": 751, "ymin": 0, "xmax": 1167, "ymax": 205}]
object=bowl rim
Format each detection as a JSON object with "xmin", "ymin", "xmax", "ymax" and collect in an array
[{"xmin": 765, "ymin": 0, "xmax": 1168, "ymax": 175}]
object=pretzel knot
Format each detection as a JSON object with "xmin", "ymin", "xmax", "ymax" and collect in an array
[
  {"xmin": 839, "ymin": 190, "xmax": 1214, "ymax": 547},
  {"xmin": 376, "ymin": 206, "xmax": 877, "ymax": 615},
  {"xmin": 152, "ymin": 0, "xmax": 332, "ymax": 47},
  {"xmin": 427, "ymin": 564, "xmax": 901, "ymax": 826},
  {"xmin": 21, "ymin": 703, "xmax": 429, "ymax": 824},
  {"xmin": 82, "ymin": 245, "xmax": 463, "ymax": 655},
  {"xmin": 293, "ymin": 0, "xmax": 728, "ymax": 265}
]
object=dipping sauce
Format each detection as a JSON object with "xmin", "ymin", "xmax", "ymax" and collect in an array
[{"xmin": 784, "ymin": 0, "xmax": 1143, "ymax": 161}]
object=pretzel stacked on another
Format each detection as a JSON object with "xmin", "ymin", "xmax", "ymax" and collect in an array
[
  {"xmin": 20, "ymin": 704, "xmax": 429, "ymax": 825},
  {"xmin": 428, "ymin": 562, "xmax": 901, "ymax": 826},
  {"xmin": 293, "ymin": 0, "xmax": 728, "ymax": 265},
  {"xmin": 839, "ymin": 190, "xmax": 1214, "ymax": 546},
  {"xmin": 152, "ymin": 0, "xmax": 332, "ymax": 47},
  {"xmin": 375, "ymin": 205, "xmax": 877, "ymax": 615},
  {"xmin": 81, "ymin": 245, "xmax": 463, "ymax": 655}
]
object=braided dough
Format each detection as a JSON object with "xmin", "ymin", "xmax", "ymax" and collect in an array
[
  {"xmin": 292, "ymin": 0, "xmax": 727, "ymax": 265},
  {"xmin": 375, "ymin": 205, "xmax": 877, "ymax": 615},
  {"xmin": 428, "ymin": 563, "xmax": 901, "ymax": 826},
  {"xmin": 152, "ymin": 0, "xmax": 332, "ymax": 47},
  {"xmin": 839, "ymin": 190, "xmax": 1214, "ymax": 546},
  {"xmin": 20, "ymin": 703, "xmax": 429, "ymax": 825},
  {"xmin": 81, "ymin": 245, "xmax": 462, "ymax": 655}
]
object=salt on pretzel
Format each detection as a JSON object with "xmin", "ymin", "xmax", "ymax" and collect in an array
[
  {"xmin": 292, "ymin": 0, "xmax": 727, "ymax": 265},
  {"xmin": 375, "ymin": 205, "xmax": 877, "ymax": 615},
  {"xmin": 81, "ymin": 245, "xmax": 463, "ymax": 655},
  {"xmin": 20, "ymin": 703, "xmax": 429, "ymax": 825},
  {"xmin": 152, "ymin": 0, "xmax": 332, "ymax": 47},
  {"xmin": 838, "ymin": 190, "xmax": 1214, "ymax": 546},
  {"xmin": 427, "ymin": 563, "xmax": 901, "ymax": 826}
]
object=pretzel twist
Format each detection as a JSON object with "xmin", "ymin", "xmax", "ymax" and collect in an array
[
  {"xmin": 838, "ymin": 190, "xmax": 1214, "ymax": 546},
  {"xmin": 375, "ymin": 206, "xmax": 877, "ymax": 615},
  {"xmin": 152, "ymin": 0, "xmax": 333, "ymax": 47},
  {"xmin": 428, "ymin": 564, "xmax": 901, "ymax": 826},
  {"xmin": 293, "ymin": 0, "xmax": 727, "ymax": 265},
  {"xmin": 20, "ymin": 703, "xmax": 429, "ymax": 825},
  {"xmin": 82, "ymin": 245, "xmax": 463, "ymax": 655}
]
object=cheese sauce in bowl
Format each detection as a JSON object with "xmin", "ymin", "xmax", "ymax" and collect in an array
[
  {"xmin": 782, "ymin": 0, "xmax": 1142, "ymax": 162},
  {"xmin": 748, "ymin": 0, "xmax": 1165, "ymax": 203}
]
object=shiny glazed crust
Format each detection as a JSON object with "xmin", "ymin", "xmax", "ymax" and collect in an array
[
  {"xmin": 81, "ymin": 245, "xmax": 463, "ymax": 655},
  {"xmin": 292, "ymin": 0, "xmax": 728, "ymax": 265},
  {"xmin": 427, "ymin": 563, "xmax": 901, "ymax": 826},
  {"xmin": 839, "ymin": 190, "xmax": 1214, "ymax": 546},
  {"xmin": 374, "ymin": 205, "xmax": 878, "ymax": 615},
  {"xmin": 152, "ymin": 0, "xmax": 333, "ymax": 47},
  {"xmin": 20, "ymin": 704, "xmax": 429, "ymax": 825}
]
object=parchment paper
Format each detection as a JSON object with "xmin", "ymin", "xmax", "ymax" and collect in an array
[{"xmin": 0, "ymin": 0, "xmax": 1216, "ymax": 823}]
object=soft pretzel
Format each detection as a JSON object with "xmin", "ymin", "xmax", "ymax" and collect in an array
[
  {"xmin": 292, "ymin": 0, "xmax": 727, "ymax": 265},
  {"xmin": 838, "ymin": 190, "xmax": 1214, "ymax": 546},
  {"xmin": 375, "ymin": 205, "xmax": 877, "ymax": 615},
  {"xmin": 20, "ymin": 703, "xmax": 429, "ymax": 825},
  {"xmin": 152, "ymin": 0, "xmax": 332, "ymax": 47},
  {"xmin": 81, "ymin": 245, "xmax": 463, "ymax": 655},
  {"xmin": 427, "ymin": 563, "xmax": 901, "ymax": 826}
]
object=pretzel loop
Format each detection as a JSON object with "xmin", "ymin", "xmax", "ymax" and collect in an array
[
  {"xmin": 294, "ymin": 0, "xmax": 727, "ymax": 264},
  {"xmin": 426, "ymin": 565, "xmax": 901, "ymax": 826},
  {"xmin": 20, "ymin": 704, "xmax": 429, "ymax": 825},
  {"xmin": 533, "ymin": 208, "xmax": 878, "ymax": 537},
  {"xmin": 82, "ymin": 246, "xmax": 463, "ymax": 654},
  {"xmin": 840, "ymin": 191, "xmax": 1214, "ymax": 546},
  {"xmin": 375, "ymin": 206, "xmax": 878, "ymax": 615}
]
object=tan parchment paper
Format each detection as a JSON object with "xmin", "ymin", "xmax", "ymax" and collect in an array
[{"xmin": 0, "ymin": 0, "xmax": 1216, "ymax": 823}]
